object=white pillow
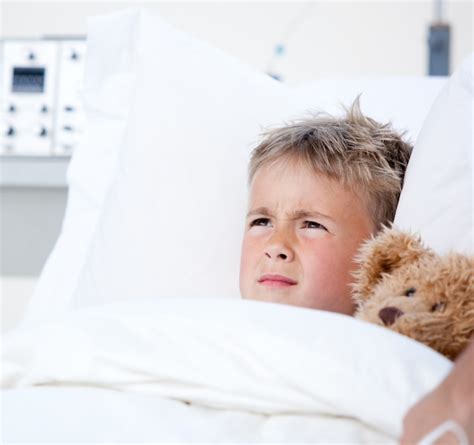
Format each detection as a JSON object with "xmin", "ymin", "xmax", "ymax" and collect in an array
[
  {"xmin": 294, "ymin": 76, "xmax": 447, "ymax": 146},
  {"xmin": 72, "ymin": 9, "xmax": 294, "ymax": 307},
  {"xmin": 394, "ymin": 53, "xmax": 473, "ymax": 254},
  {"xmin": 72, "ymin": 9, "xmax": 450, "ymax": 309},
  {"xmin": 22, "ymin": 9, "xmax": 138, "ymax": 323}
]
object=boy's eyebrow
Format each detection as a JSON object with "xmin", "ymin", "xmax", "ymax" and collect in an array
[{"xmin": 247, "ymin": 207, "xmax": 335, "ymax": 222}]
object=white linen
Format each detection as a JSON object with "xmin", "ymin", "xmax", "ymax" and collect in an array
[
  {"xmin": 71, "ymin": 8, "xmax": 293, "ymax": 308},
  {"xmin": 1, "ymin": 386, "xmax": 390, "ymax": 443},
  {"xmin": 294, "ymin": 76, "xmax": 447, "ymax": 145},
  {"xmin": 394, "ymin": 53, "xmax": 473, "ymax": 254},
  {"xmin": 2, "ymin": 298, "xmax": 452, "ymax": 442}
]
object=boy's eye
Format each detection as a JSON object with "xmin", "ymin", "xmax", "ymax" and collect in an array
[
  {"xmin": 304, "ymin": 221, "xmax": 327, "ymax": 231},
  {"xmin": 250, "ymin": 218, "xmax": 270, "ymax": 227}
]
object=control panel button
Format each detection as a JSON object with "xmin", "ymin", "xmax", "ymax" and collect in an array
[{"xmin": 2, "ymin": 38, "xmax": 86, "ymax": 155}]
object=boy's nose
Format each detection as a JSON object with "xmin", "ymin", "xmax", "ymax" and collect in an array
[
  {"xmin": 264, "ymin": 234, "xmax": 294, "ymax": 262},
  {"xmin": 265, "ymin": 250, "xmax": 291, "ymax": 260}
]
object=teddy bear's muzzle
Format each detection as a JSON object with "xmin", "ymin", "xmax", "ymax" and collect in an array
[{"xmin": 378, "ymin": 307, "xmax": 404, "ymax": 326}]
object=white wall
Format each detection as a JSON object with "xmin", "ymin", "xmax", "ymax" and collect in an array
[{"xmin": 2, "ymin": 1, "xmax": 473, "ymax": 83}]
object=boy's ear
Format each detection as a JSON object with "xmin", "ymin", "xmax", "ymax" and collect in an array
[{"xmin": 351, "ymin": 225, "xmax": 431, "ymax": 302}]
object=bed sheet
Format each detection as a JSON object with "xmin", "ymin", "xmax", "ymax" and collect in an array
[
  {"xmin": 2, "ymin": 298, "xmax": 451, "ymax": 443},
  {"xmin": 2, "ymin": 386, "xmax": 391, "ymax": 443}
]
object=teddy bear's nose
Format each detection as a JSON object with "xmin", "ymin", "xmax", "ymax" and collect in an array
[{"xmin": 378, "ymin": 307, "xmax": 404, "ymax": 326}]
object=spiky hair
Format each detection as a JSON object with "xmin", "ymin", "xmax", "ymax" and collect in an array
[{"xmin": 248, "ymin": 97, "xmax": 413, "ymax": 230}]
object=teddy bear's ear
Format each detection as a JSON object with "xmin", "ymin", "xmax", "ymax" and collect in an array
[{"xmin": 351, "ymin": 225, "xmax": 432, "ymax": 304}]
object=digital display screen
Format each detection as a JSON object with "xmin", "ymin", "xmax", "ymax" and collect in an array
[{"xmin": 12, "ymin": 67, "xmax": 45, "ymax": 93}]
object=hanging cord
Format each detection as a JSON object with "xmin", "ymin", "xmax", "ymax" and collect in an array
[
  {"xmin": 265, "ymin": 2, "xmax": 315, "ymax": 81},
  {"xmin": 434, "ymin": 0, "xmax": 444, "ymax": 23}
]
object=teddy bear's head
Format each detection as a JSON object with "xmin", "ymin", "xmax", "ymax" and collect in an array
[{"xmin": 352, "ymin": 226, "xmax": 474, "ymax": 360}]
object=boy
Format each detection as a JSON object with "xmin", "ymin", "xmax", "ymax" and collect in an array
[{"xmin": 239, "ymin": 98, "xmax": 412, "ymax": 315}]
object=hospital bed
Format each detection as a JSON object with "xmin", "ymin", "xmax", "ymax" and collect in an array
[{"xmin": 1, "ymin": 8, "xmax": 472, "ymax": 444}]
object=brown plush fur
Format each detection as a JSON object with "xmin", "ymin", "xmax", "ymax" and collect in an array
[{"xmin": 352, "ymin": 226, "xmax": 474, "ymax": 361}]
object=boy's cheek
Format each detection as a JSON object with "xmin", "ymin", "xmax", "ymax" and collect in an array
[
  {"xmin": 240, "ymin": 236, "xmax": 259, "ymax": 266},
  {"xmin": 305, "ymin": 243, "xmax": 340, "ymax": 270},
  {"xmin": 304, "ymin": 247, "xmax": 353, "ymax": 289},
  {"xmin": 239, "ymin": 243, "xmax": 255, "ymax": 297}
]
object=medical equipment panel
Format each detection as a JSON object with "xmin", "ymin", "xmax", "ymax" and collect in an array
[{"xmin": 1, "ymin": 38, "xmax": 86, "ymax": 156}]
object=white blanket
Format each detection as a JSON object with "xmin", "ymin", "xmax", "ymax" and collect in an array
[{"xmin": 1, "ymin": 298, "xmax": 452, "ymax": 443}]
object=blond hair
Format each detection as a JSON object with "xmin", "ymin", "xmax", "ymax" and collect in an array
[{"xmin": 248, "ymin": 97, "xmax": 413, "ymax": 230}]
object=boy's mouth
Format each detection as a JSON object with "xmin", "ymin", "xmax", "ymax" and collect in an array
[{"xmin": 258, "ymin": 274, "xmax": 297, "ymax": 287}]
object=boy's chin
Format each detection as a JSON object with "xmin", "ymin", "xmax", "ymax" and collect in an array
[
  {"xmin": 241, "ymin": 290, "xmax": 297, "ymax": 305},
  {"xmin": 242, "ymin": 289, "xmax": 356, "ymax": 315}
]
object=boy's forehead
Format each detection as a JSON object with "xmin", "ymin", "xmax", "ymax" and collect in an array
[
  {"xmin": 248, "ymin": 168, "xmax": 335, "ymax": 219},
  {"xmin": 251, "ymin": 161, "xmax": 304, "ymax": 190},
  {"xmin": 249, "ymin": 160, "xmax": 337, "ymax": 199},
  {"xmin": 247, "ymin": 160, "xmax": 374, "ymax": 227}
]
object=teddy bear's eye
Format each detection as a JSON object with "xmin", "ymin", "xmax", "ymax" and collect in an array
[
  {"xmin": 431, "ymin": 302, "xmax": 446, "ymax": 312},
  {"xmin": 404, "ymin": 287, "xmax": 416, "ymax": 297}
]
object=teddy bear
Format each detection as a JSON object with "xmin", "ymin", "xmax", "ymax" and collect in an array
[{"xmin": 351, "ymin": 226, "xmax": 474, "ymax": 361}]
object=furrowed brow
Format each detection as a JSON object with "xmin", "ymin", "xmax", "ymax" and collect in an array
[
  {"xmin": 247, "ymin": 207, "xmax": 334, "ymax": 222},
  {"xmin": 246, "ymin": 207, "xmax": 272, "ymax": 218},
  {"xmin": 288, "ymin": 209, "xmax": 335, "ymax": 222}
]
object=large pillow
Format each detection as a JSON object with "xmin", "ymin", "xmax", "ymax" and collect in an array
[
  {"xmin": 394, "ymin": 53, "xmax": 473, "ymax": 254},
  {"xmin": 71, "ymin": 8, "xmax": 449, "ymax": 309},
  {"xmin": 22, "ymin": 9, "xmax": 137, "ymax": 323},
  {"xmin": 71, "ymin": 8, "xmax": 293, "ymax": 307},
  {"xmin": 293, "ymin": 76, "xmax": 447, "ymax": 147}
]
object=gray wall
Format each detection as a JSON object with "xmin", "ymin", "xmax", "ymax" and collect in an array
[{"xmin": 0, "ymin": 187, "xmax": 67, "ymax": 276}]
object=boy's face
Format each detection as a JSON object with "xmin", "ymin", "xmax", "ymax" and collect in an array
[{"xmin": 239, "ymin": 158, "xmax": 375, "ymax": 315}]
